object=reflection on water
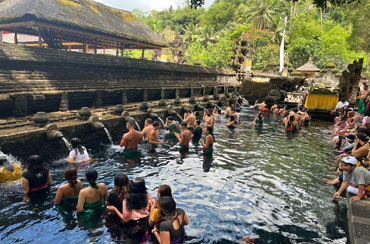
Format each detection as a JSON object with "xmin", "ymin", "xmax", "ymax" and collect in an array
[{"xmin": 0, "ymin": 109, "xmax": 348, "ymax": 244}]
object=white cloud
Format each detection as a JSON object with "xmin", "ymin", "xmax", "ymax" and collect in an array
[{"xmin": 96, "ymin": 0, "xmax": 214, "ymax": 12}]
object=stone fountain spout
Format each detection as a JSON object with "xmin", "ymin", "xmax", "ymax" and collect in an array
[{"xmin": 47, "ymin": 129, "xmax": 64, "ymax": 140}]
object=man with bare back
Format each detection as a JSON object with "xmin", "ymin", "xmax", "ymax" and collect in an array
[
  {"xmin": 141, "ymin": 118, "xmax": 154, "ymax": 142},
  {"xmin": 175, "ymin": 122, "xmax": 192, "ymax": 152},
  {"xmin": 120, "ymin": 120, "xmax": 143, "ymax": 157}
]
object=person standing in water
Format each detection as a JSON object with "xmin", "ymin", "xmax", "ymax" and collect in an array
[
  {"xmin": 191, "ymin": 120, "xmax": 203, "ymax": 144},
  {"xmin": 183, "ymin": 110, "xmax": 196, "ymax": 131},
  {"xmin": 165, "ymin": 116, "xmax": 181, "ymax": 138},
  {"xmin": 227, "ymin": 115, "xmax": 237, "ymax": 129},
  {"xmin": 69, "ymin": 138, "xmax": 93, "ymax": 166},
  {"xmin": 22, "ymin": 155, "xmax": 52, "ymax": 202},
  {"xmin": 77, "ymin": 169, "xmax": 108, "ymax": 228},
  {"xmin": 203, "ymin": 109, "xmax": 215, "ymax": 128},
  {"xmin": 141, "ymin": 118, "xmax": 154, "ymax": 142},
  {"xmin": 120, "ymin": 120, "xmax": 143, "ymax": 157},
  {"xmin": 175, "ymin": 122, "xmax": 192, "ymax": 152},
  {"xmin": 55, "ymin": 166, "xmax": 82, "ymax": 211},
  {"xmin": 148, "ymin": 121, "xmax": 166, "ymax": 152},
  {"xmin": 151, "ymin": 196, "xmax": 189, "ymax": 244},
  {"xmin": 253, "ymin": 113, "xmax": 264, "ymax": 126},
  {"xmin": 200, "ymin": 126, "xmax": 215, "ymax": 157}
]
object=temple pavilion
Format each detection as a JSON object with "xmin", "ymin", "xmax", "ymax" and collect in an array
[
  {"xmin": 0, "ymin": 0, "xmax": 167, "ymax": 55},
  {"xmin": 296, "ymin": 57, "xmax": 321, "ymax": 78}
]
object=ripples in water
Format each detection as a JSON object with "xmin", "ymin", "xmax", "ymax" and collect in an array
[{"xmin": 0, "ymin": 110, "xmax": 348, "ymax": 244}]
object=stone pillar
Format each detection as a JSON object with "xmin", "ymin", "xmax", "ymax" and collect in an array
[
  {"xmin": 59, "ymin": 92, "xmax": 69, "ymax": 111},
  {"xmin": 175, "ymin": 88, "xmax": 180, "ymax": 99},
  {"xmin": 224, "ymin": 86, "xmax": 228, "ymax": 94},
  {"xmin": 202, "ymin": 87, "xmax": 206, "ymax": 96},
  {"xmin": 0, "ymin": 31, "xmax": 3, "ymax": 44},
  {"xmin": 143, "ymin": 89, "xmax": 148, "ymax": 101},
  {"xmin": 13, "ymin": 95, "xmax": 28, "ymax": 117},
  {"xmin": 161, "ymin": 89, "xmax": 165, "ymax": 100},
  {"xmin": 94, "ymin": 91, "xmax": 103, "ymax": 107},
  {"xmin": 122, "ymin": 90, "xmax": 128, "ymax": 104},
  {"xmin": 190, "ymin": 88, "xmax": 194, "ymax": 97},
  {"xmin": 213, "ymin": 87, "xmax": 217, "ymax": 95}
]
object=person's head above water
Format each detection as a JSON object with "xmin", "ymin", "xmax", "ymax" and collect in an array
[
  {"xmin": 158, "ymin": 196, "xmax": 176, "ymax": 218},
  {"xmin": 145, "ymin": 118, "xmax": 153, "ymax": 126},
  {"xmin": 126, "ymin": 119, "xmax": 135, "ymax": 130},
  {"xmin": 26, "ymin": 155, "xmax": 45, "ymax": 174},
  {"xmin": 85, "ymin": 168, "xmax": 98, "ymax": 187},
  {"xmin": 167, "ymin": 116, "xmax": 174, "ymax": 121},
  {"xmin": 126, "ymin": 177, "xmax": 148, "ymax": 210},
  {"xmin": 180, "ymin": 121, "xmax": 187, "ymax": 129},
  {"xmin": 71, "ymin": 138, "xmax": 81, "ymax": 149},
  {"xmin": 64, "ymin": 166, "xmax": 78, "ymax": 186},
  {"xmin": 293, "ymin": 108, "xmax": 299, "ymax": 113},
  {"xmin": 195, "ymin": 120, "xmax": 201, "ymax": 126},
  {"xmin": 113, "ymin": 173, "xmax": 129, "ymax": 202},
  {"xmin": 153, "ymin": 121, "xmax": 161, "ymax": 129},
  {"xmin": 158, "ymin": 184, "xmax": 172, "ymax": 198}
]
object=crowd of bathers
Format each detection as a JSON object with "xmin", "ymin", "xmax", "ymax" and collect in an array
[
  {"xmin": 252, "ymin": 100, "xmax": 311, "ymax": 132},
  {"xmin": 323, "ymin": 98, "xmax": 370, "ymax": 202},
  {"xmin": 20, "ymin": 103, "xmax": 249, "ymax": 243}
]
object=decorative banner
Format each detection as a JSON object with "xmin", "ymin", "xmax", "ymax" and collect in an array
[
  {"xmin": 279, "ymin": 16, "xmax": 288, "ymax": 73},
  {"xmin": 246, "ymin": 59, "xmax": 252, "ymax": 71}
]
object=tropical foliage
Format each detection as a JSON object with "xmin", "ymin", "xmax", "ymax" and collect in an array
[{"xmin": 131, "ymin": 0, "xmax": 368, "ymax": 72}]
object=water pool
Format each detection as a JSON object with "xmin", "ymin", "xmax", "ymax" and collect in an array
[{"xmin": 0, "ymin": 110, "xmax": 348, "ymax": 244}]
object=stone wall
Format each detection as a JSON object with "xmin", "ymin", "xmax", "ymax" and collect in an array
[{"xmin": 0, "ymin": 44, "xmax": 238, "ymax": 117}]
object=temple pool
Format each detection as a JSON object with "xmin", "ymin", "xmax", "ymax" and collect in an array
[{"xmin": 0, "ymin": 110, "xmax": 348, "ymax": 244}]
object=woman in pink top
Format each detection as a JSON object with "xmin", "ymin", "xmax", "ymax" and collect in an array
[{"xmin": 107, "ymin": 177, "xmax": 153, "ymax": 222}]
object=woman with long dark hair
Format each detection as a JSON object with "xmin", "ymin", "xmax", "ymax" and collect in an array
[
  {"xmin": 69, "ymin": 138, "xmax": 92, "ymax": 166},
  {"xmin": 22, "ymin": 155, "xmax": 52, "ymax": 202},
  {"xmin": 107, "ymin": 177, "xmax": 153, "ymax": 223},
  {"xmin": 152, "ymin": 196, "xmax": 189, "ymax": 244},
  {"xmin": 76, "ymin": 169, "xmax": 108, "ymax": 227},
  {"xmin": 285, "ymin": 115, "xmax": 298, "ymax": 132},
  {"xmin": 200, "ymin": 126, "xmax": 215, "ymax": 157},
  {"xmin": 55, "ymin": 166, "xmax": 82, "ymax": 211},
  {"xmin": 107, "ymin": 174, "xmax": 129, "ymax": 214},
  {"xmin": 227, "ymin": 115, "xmax": 237, "ymax": 129}
]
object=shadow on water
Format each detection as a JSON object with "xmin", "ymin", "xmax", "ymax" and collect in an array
[{"xmin": 0, "ymin": 109, "xmax": 349, "ymax": 243}]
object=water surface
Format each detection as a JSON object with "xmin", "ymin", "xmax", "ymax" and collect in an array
[{"xmin": 0, "ymin": 110, "xmax": 348, "ymax": 244}]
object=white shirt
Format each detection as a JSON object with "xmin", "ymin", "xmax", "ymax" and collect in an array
[
  {"xmin": 336, "ymin": 101, "xmax": 349, "ymax": 109},
  {"xmin": 69, "ymin": 146, "xmax": 89, "ymax": 163}
]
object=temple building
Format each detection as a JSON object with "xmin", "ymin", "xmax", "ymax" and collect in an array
[
  {"xmin": 296, "ymin": 57, "xmax": 320, "ymax": 78},
  {"xmin": 0, "ymin": 0, "xmax": 167, "ymax": 55}
]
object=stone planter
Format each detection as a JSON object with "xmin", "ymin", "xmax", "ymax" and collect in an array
[
  {"xmin": 173, "ymin": 99, "xmax": 181, "ymax": 106},
  {"xmin": 79, "ymin": 107, "xmax": 91, "ymax": 120},
  {"xmin": 202, "ymin": 96, "xmax": 209, "ymax": 102},
  {"xmin": 140, "ymin": 102, "xmax": 149, "ymax": 111},
  {"xmin": 159, "ymin": 100, "xmax": 167, "ymax": 107},
  {"xmin": 213, "ymin": 94, "xmax": 220, "ymax": 101},
  {"xmin": 189, "ymin": 97, "xmax": 196, "ymax": 104},
  {"xmin": 114, "ymin": 104, "xmax": 124, "ymax": 115},
  {"xmin": 33, "ymin": 112, "xmax": 49, "ymax": 127}
]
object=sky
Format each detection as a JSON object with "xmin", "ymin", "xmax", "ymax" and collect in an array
[{"xmin": 95, "ymin": 0, "xmax": 215, "ymax": 12}]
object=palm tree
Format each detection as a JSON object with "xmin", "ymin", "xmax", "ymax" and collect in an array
[
  {"xmin": 182, "ymin": 22, "xmax": 200, "ymax": 43},
  {"xmin": 247, "ymin": 0, "xmax": 280, "ymax": 30}
]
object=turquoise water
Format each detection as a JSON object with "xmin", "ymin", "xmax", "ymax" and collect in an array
[{"xmin": 0, "ymin": 109, "xmax": 348, "ymax": 243}]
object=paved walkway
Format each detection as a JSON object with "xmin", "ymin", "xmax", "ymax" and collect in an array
[{"xmin": 347, "ymin": 193, "xmax": 370, "ymax": 244}]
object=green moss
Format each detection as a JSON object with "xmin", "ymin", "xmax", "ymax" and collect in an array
[
  {"xmin": 57, "ymin": 0, "xmax": 81, "ymax": 8},
  {"xmin": 335, "ymin": 72, "xmax": 342, "ymax": 77},
  {"xmin": 85, "ymin": 1, "xmax": 100, "ymax": 15},
  {"xmin": 267, "ymin": 61, "xmax": 278, "ymax": 66},
  {"xmin": 325, "ymin": 62, "xmax": 336, "ymax": 69}
]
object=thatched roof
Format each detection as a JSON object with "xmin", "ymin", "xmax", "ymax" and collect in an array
[
  {"xmin": 0, "ymin": 0, "xmax": 167, "ymax": 49},
  {"xmin": 297, "ymin": 58, "xmax": 320, "ymax": 72}
]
